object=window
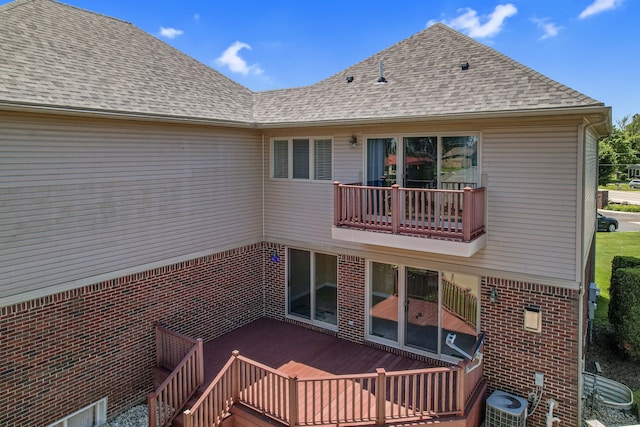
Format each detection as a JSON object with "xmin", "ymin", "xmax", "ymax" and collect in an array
[
  {"xmin": 272, "ymin": 138, "xmax": 332, "ymax": 180},
  {"xmin": 287, "ymin": 248, "xmax": 337, "ymax": 327},
  {"xmin": 367, "ymin": 262, "xmax": 479, "ymax": 361}
]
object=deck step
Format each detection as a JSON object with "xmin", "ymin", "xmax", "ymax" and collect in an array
[
  {"xmin": 152, "ymin": 366, "xmax": 172, "ymax": 389},
  {"xmin": 168, "ymin": 386, "xmax": 208, "ymax": 427}
]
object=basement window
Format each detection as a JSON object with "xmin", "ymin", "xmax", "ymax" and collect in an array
[{"xmin": 46, "ymin": 397, "xmax": 107, "ymax": 427}]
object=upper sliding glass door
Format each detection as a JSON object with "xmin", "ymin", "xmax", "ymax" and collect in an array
[{"xmin": 366, "ymin": 135, "xmax": 478, "ymax": 189}]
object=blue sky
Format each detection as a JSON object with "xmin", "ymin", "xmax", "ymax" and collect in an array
[{"xmin": 9, "ymin": 0, "xmax": 638, "ymax": 123}]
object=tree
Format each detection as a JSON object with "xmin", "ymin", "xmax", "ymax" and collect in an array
[{"xmin": 598, "ymin": 115, "xmax": 640, "ymax": 185}]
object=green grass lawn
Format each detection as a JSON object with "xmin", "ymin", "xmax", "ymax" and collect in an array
[{"xmin": 594, "ymin": 231, "xmax": 640, "ymax": 325}]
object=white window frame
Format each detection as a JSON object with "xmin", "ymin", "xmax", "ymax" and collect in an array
[
  {"xmin": 363, "ymin": 132, "xmax": 481, "ymax": 188},
  {"xmin": 271, "ymin": 137, "xmax": 333, "ymax": 181},
  {"xmin": 285, "ymin": 247, "xmax": 338, "ymax": 331},
  {"xmin": 46, "ymin": 397, "xmax": 107, "ymax": 427}
]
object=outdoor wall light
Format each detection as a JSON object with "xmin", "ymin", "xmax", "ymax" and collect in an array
[
  {"xmin": 350, "ymin": 135, "xmax": 358, "ymax": 148},
  {"xmin": 490, "ymin": 287, "xmax": 498, "ymax": 303}
]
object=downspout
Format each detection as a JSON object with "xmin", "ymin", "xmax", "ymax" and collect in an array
[
  {"xmin": 577, "ymin": 114, "xmax": 610, "ymax": 424},
  {"xmin": 262, "ymin": 132, "xmax": 266, "ymax": 316}
]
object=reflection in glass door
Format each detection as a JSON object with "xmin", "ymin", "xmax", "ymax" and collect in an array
[
  {"xmin": 403, "ymin": 137, "xmax": 437, "ymax": 189},
  {"xmin": 369, "ymin": 262, "xmax": 398, "ymax": 341},
  {"xmin": 405, "ymin": 267, "xmax": 439, "ymax": 353}
]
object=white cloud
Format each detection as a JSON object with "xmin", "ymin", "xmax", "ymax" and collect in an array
[
  {"xmin": 430, "ymin": 4, "xmax": 517, "ymax": 38},
  {"xmin": 159, "ymin": 27, "xmax": 183, "ymax": 39},
  {"xmin": 194, "ymin": 14, "xmax": 200, "ymax": 22},
  {"xmin": 532, "ymin": 18, "xmax": 563, "ymax": 40},
  {"xmin": 579, "ymin": 0, "xmax": 622, "ymax": 19},
  {"xmin": 215, "ymin": 41, "xmax": 264, "ymax": 76}
]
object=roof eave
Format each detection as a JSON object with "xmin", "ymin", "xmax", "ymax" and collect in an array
[
  {"xmin": 257, "ymin": 105, "xmax": 612, "ymax": 134},
  {"xmin": 0, "ymin": 101, "xmax": 259, "ymax": 129}
]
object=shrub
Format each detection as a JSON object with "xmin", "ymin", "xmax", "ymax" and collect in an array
[{"xmin": 608, "ymin": 264, "xmax": 640, "ymax": 361}]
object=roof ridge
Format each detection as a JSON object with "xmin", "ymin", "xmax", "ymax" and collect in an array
[
  {"xmin": 0, "ymin": 0, "xmax": 38, "ymax": 14},
  {"xmin": 435, "ymin": 23, "xmax": 602, "ymax": 105}
]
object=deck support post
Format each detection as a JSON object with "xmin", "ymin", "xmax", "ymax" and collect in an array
[
  {"xmin": 154, "ymin": 322, "xmax": 162, "ymax": 368},
  {"xmin": 232, "ymin": 350, "xmax": 240, "ymax": 402},
  {"xmin": 289, "ymin": 376, "xmax": 299, "ymax": 427},
  {"xmin": 456, "ymin": 364, "xmax": 466, "ymax": 416},
  {"xmin": 375, "ymin": 368, "xmax": 386, "ymax": 425},
  {"xmin": 196, "ymin": 338, "xmax": 204, "ymax": 386},
  {"xmin": 147, "ymin": 393, "xmax": 157, "ymax": 427}
]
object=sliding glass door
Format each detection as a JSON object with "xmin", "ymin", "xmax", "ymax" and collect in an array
[
  {"xmin": 288, "ymin": 249, "xmax": 337, "ymax": 327},
  {"xmin": 368, "ymin": 262, "xmax": 479, "ymax": 360},
  {"xmin": 366, "ymin": 135, "xmax": 478, "ymax": 189}
]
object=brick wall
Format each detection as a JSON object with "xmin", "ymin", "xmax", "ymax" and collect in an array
[
  {"xmin": 263, "ymin": 243, "xmax": 286, "ymax": 320},
  {"xmin": 482, "ymin": 277, "xmax": 581, "ymax": 426},
  {"xmin": 337, "ymin": 255, "xmax": 365, "ymax": 343},
  {"xmin": 0, "ymin": 243, "xmax": 264, "ymax": 426}
]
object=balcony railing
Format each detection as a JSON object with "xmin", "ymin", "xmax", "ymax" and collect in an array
[{"xmin": 333, "ymin": 182, "xmax": 485, "ymax": 242}]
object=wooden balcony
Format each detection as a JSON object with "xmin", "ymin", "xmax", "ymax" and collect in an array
[
  {"xmin": 332, "ymin": 182, "xmax": 486, "ymax": 257},
  {"xmin": 151, "ymin": 318, "xmax": 486, "ymax": 427}
]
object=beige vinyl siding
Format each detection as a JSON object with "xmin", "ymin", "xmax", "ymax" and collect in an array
[
  {"xmin": 263, "ymin": 123, "xmax": 581, "ymax": 283},
  {"xmin": 583, "ymin": 127, "xmax": 598, "ymax": 261},
  {"xmin": 0, "ymin": 112, "xmax": 262, "ymax": 302}
]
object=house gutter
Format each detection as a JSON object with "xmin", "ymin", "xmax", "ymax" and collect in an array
[{"xmin": 255, "ymin": 105, "xmax": 611, "ymax": 131}]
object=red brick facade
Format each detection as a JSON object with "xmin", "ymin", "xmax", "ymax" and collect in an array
[
  {"xmin": 0, "ymin": 244, "xmax": 264, "ymax": 426},
  {"xmin": 1, "ymin": 242, "xmax": 584, "ymax": 427},
  {"xmin": 481, "ymin": 277, "xmax": 581, "ymax": 426}
]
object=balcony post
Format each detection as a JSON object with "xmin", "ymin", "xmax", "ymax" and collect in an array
[
  {"xmin": 462, "ymin": 187, "xmax": 472, "ymax": 242},
  {"xmin": 391, "ymin": 184, "xmax": 399, "ymax": 234},
  {"xmin": 196, "ymin": 338, "xmax": 204, "ymax": 386},
  {"xmin": 147, "ymin": 393, "xmax": 157, "ymax": 427},
  {"xmin": 375, "ymin": 368, "xmax": 386, "ymax": 425},
  {"xmin": 456, "ymin": 364, "xmax": 466, "ymax": 416},
  {"xmin": 333, "ymin": 181, "xmax": 341, "ymax": 227}
]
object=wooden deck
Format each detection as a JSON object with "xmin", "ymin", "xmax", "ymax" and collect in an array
[
  {"xmin": 202, "ymin": 317, "xmax": 436, "ymax": 384},
  {"xmin": 153, "ymin": 318, "xmax": 485, "ymax": 427}
]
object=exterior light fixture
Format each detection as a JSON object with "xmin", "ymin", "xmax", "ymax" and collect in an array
[
  {"xmin": 490, "ymin": 287, "xmax": 498, "ymax": 303},
  {"xmin": 350, "ymin": 135, "xmax": 358, "ymax": 148}
]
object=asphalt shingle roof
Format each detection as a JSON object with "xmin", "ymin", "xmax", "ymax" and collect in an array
[
  {"xmin": 0, "ymin": 0, "xmax": 254, "ymax": 124},
  {"xmin": 0, "ymin": 0, "xmax": 605, "ymax": 126},
  {"xmin": 253, "ymin": 24, "xmax": 604, "ymax": 125}
]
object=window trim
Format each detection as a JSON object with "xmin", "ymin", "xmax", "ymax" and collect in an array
[
  {"xmin": 363, "ymin": 132, "xmax": 482, "ymax": 188},
  {"xmin": 285, "ymin": 247, "xmax": 338, "ymax": 331},
  {"xmin": 271, "ymin": 137, "xmax": 334, "ymax": 181}
]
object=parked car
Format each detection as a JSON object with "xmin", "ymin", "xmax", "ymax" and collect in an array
[
  {"xmin": 597, "ymin": 212, "xmax": 618, "ymax": 232},
  {"xmin": 630, "ymin": 179, "xmax": 640, "ymax": 189}
]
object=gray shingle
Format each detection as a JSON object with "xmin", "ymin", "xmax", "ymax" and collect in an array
[
  {"xmin": 253, "ymin": 24, "xmax": 604, "ymax": 125},
  {"xmin": 0, "ymin": 0, "xmax": 254, "ymax": 124},
  {"xmin": 0, "ymin": 1, "xmax": 605, "ymax": 126}
]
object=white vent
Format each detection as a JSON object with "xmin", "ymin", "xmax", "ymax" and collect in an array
[
  {"xmin": 485, "ymin": 390, "xmax": 527, "ymax": 427},
  {"xmin": 46, "ymin": 397, "xmax": 107, "ymax": 427}
]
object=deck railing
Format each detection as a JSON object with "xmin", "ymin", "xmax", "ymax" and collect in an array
[
  {"xmin": 442, "ymin": 278, "xmax": 478, "ymax": 327},
  {"xmin": 183, "ymin": 349, "xmax": 484, "ymax": 427},
  {"xmin": 333, "ymin": 182, "xmax": 485, "ymax": 242},
  {"xmin": 148, "ymin": 325, "xmax": 204, "ymax": 427}
]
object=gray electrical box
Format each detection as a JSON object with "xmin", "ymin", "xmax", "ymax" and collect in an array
[{"xmin": 589, "ymin": 282, "xmax": 600, "ymax": 303}]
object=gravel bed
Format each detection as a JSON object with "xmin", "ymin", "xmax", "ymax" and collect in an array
[{"xmin": 102, "ymin": 405, "xmax": 148, "ymax": 427}]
